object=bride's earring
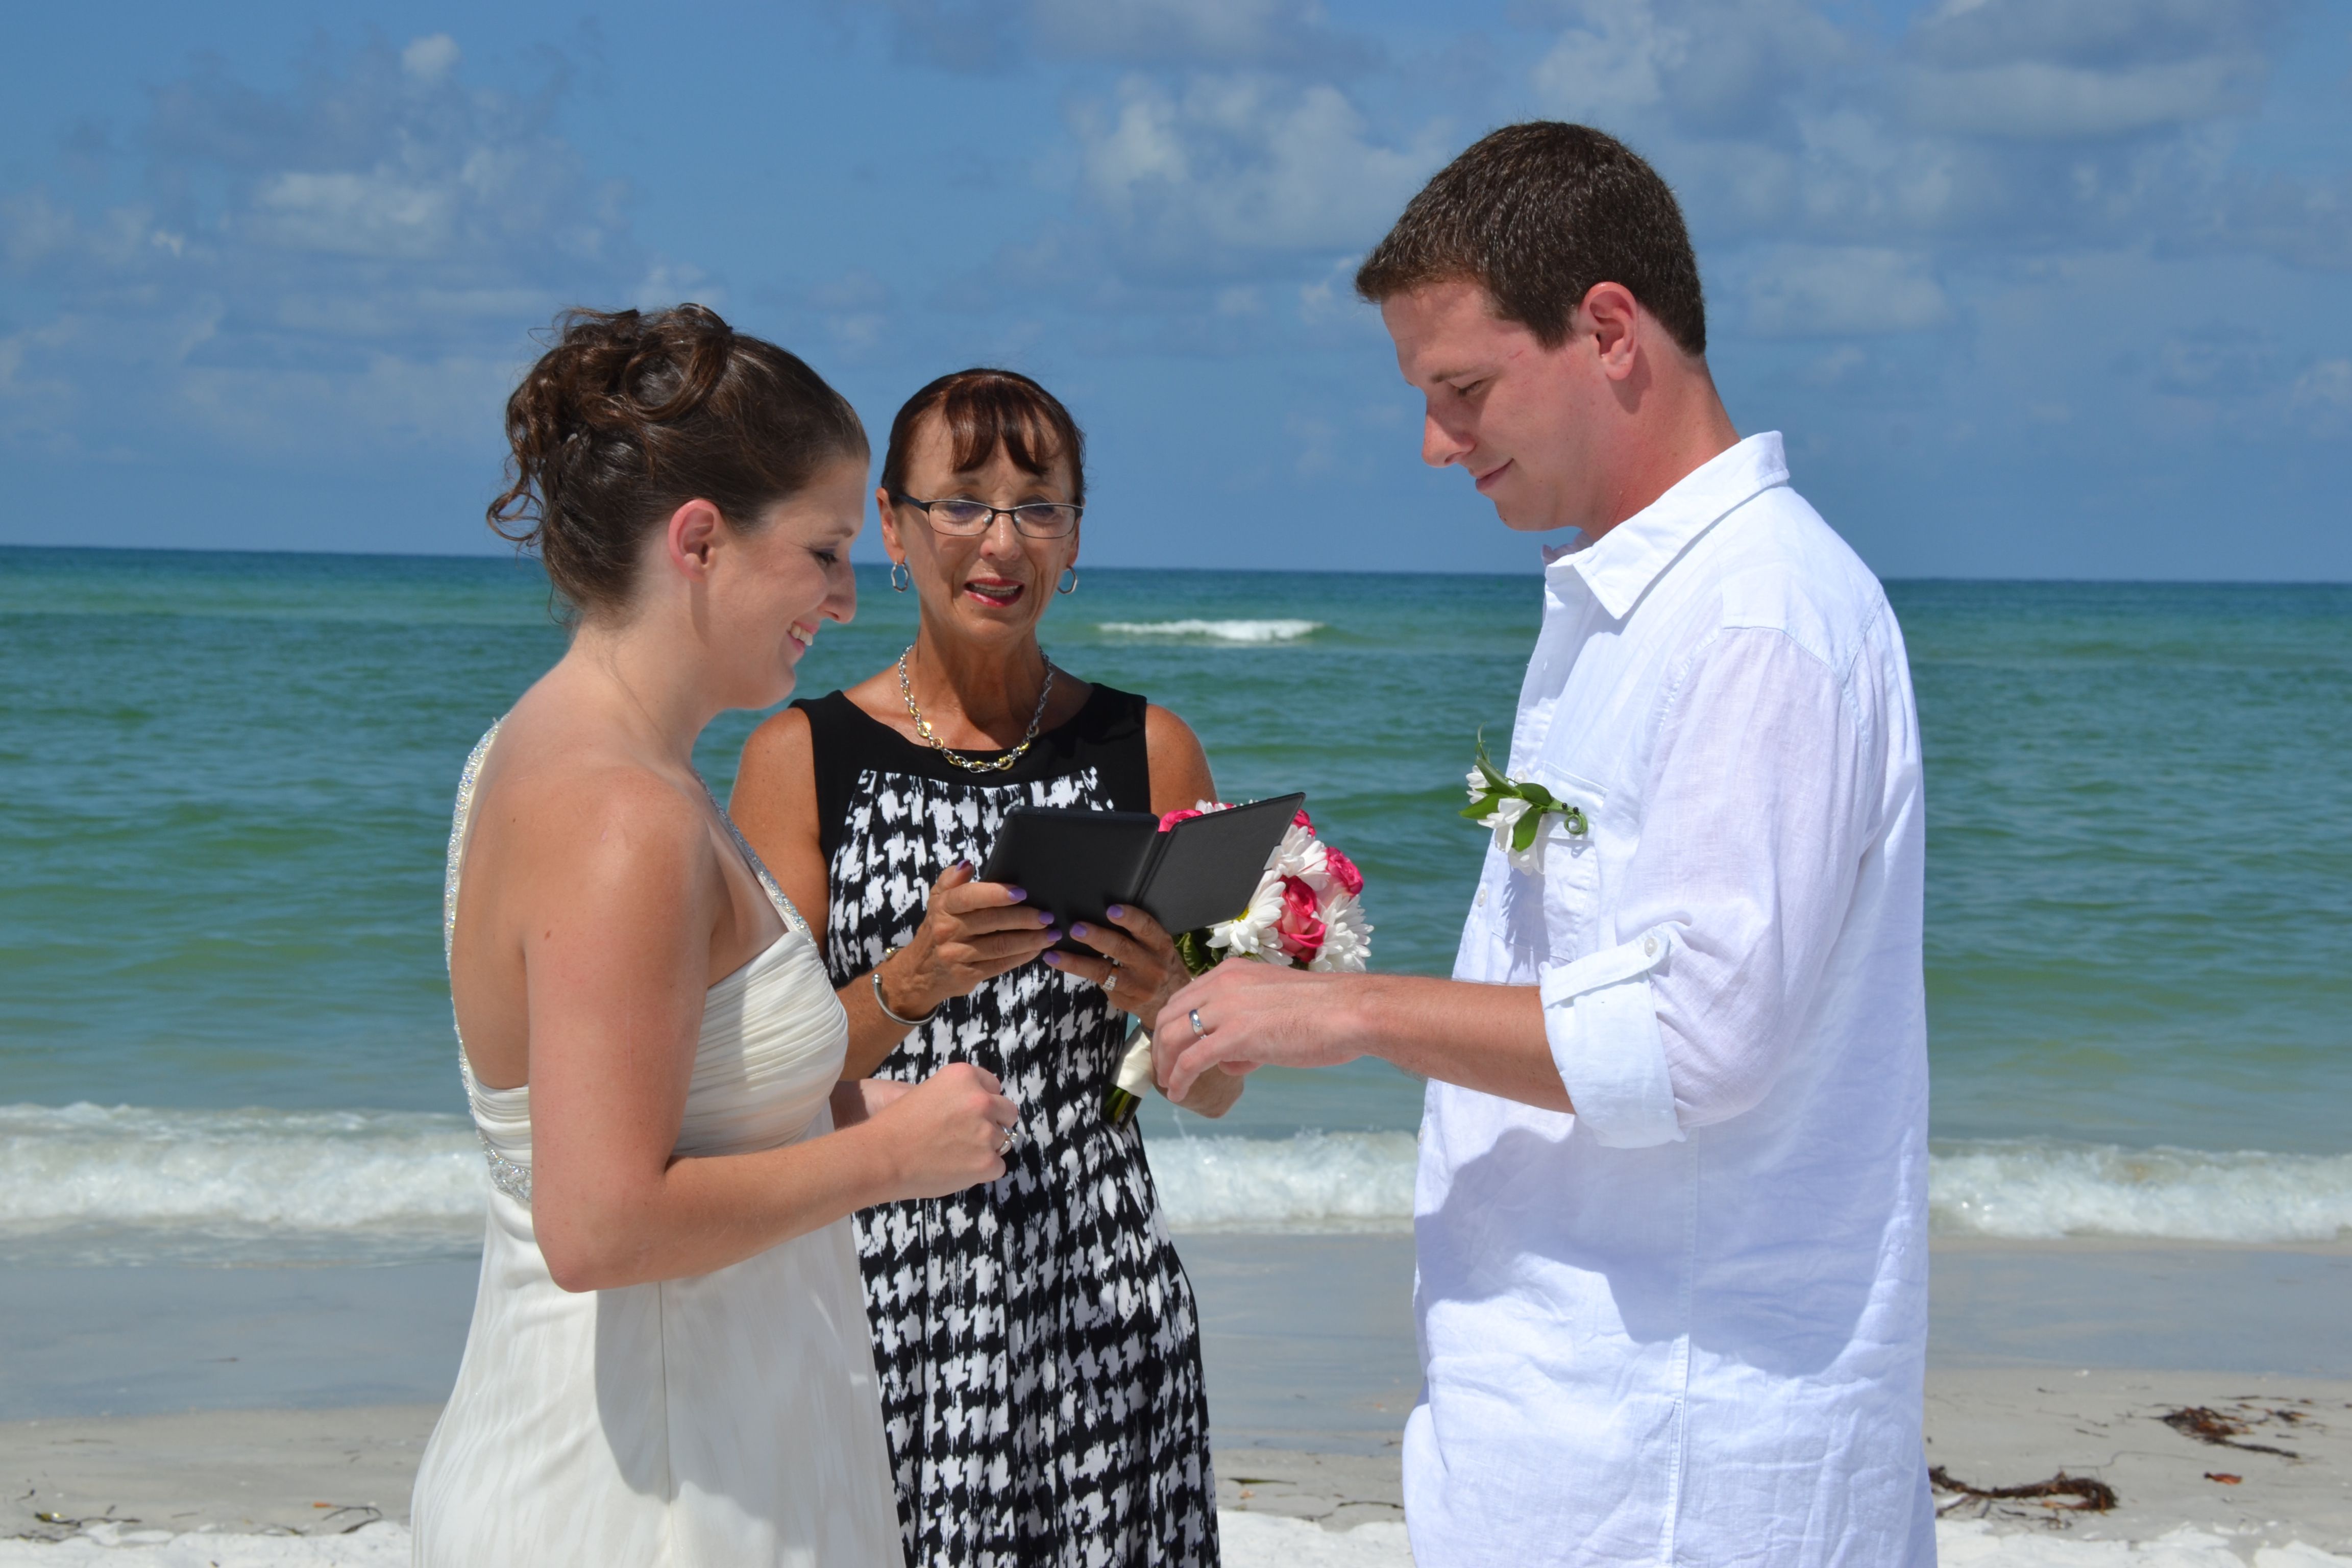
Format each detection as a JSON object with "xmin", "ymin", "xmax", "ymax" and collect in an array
[
  {"xmin": 1057, "ymin": 567, "xmax": 1078, "ymax": 596},
  {"xmin": 889, "ymin": 559, "xmax": 911, "ymax": 593}
]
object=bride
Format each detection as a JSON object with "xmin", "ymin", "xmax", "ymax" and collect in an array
[{"xmin": 411, "ymin": 304, "xmax": 1014, "ymax": 1566}]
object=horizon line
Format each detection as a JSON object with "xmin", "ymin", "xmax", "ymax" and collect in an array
[{"xmin": 3, "ymin": 540, "xmax": 2347, "ymax": 590}]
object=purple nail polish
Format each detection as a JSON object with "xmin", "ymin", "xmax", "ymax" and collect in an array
[
  {"xmin": 1042, "ymin": 951, "xmax": 1063, "ymax": 966},
  {"xmin": 1105, "ymin": 905, "xmax": 1125, "ymax": 921},
  {"xmin": 1070, "ymin": 922, "xmax": 1090, "ymax": 938},
  {"xmin": 1039, "ymin": 910, "xmax": 1056, "ymax": 927},
  {"xmin": 1006, "ymin": 886, "xmax": 1026, "ymax": 903}
]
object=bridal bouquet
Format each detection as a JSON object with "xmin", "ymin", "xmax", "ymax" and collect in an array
[{"xmin": 1105, "ymin": 803, "xmax": 1372, "ymax": 1121}]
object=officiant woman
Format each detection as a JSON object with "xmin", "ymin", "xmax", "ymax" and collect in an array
[{"xmin": 731, "ymin": 366, "xmax": 1239, "ymax": 1567}]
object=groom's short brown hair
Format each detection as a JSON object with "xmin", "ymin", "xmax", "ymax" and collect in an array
[{"xmin": 1356, "ymin": 122, "xmax": 1707, "ymax": 358}]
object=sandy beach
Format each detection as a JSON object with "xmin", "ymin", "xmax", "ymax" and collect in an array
[{"xmin": 7, "ymin": 1235, "xmax": 2350, "ymax": 1563}]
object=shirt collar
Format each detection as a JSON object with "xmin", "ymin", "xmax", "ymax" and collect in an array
[{"xmin": 1543, "ymin": 432, "xmax": 1791, "ymax": 620}]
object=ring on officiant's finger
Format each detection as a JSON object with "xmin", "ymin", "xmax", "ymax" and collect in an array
[{"xmin": 1189, "ymin": 1007, "xmax": 1207, "ymax": 1039}]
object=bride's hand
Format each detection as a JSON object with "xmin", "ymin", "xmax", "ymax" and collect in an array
[
  {"xmin": 1047, "ymin": 904, "xmax": 1186, "ymax": 1035},
  {"xmin": 828, "ymin": 1077, "xmax": 913, "ymax": 1129},
  {"xmin": 878, "ymin": 863, "xmax": 1061, "ymax": 1018},
  {"xmin": 866, "ymin": 1062, "xmax": 1018, "ymax": 1198}
]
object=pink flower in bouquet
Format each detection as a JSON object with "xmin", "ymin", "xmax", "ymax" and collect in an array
[
  {"xmin": 1273, "ymin": 875, "xmax": 1327, "ymax": 964},
  {"xmin": 1158, "ymin": 806, "xmax": 1207, "ymax": 832},
  {"xmin": 1322, "ymin": 846, "xmax": 1364, "ymax": 898}
]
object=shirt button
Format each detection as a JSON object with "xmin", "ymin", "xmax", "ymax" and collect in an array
[
  {"xmin": 1643, "ymin": 936, "xmax": 1659, "ymax": 957},
  {"xmin": 1476, "ymin": 887, "xmax": 1489, "ymax": 908}
]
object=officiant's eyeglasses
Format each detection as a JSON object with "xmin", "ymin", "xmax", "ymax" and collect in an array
[{"xmin": 889, "ymin": 492, "xmax": 1082, "ymax": 539}]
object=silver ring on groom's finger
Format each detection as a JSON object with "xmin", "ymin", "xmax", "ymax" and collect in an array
[{"xmin": 1189, "ymin": 1007, "xmax": 1207, "ymax": 1039}]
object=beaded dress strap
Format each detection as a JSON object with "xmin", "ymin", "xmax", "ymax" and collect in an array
[
  {"xmin": 442, "ymin": 720, "xmax": 531, "ymax": 1206},
  {"xmin": 704, "ymin": 782, "xmax": 813, "ymax": 940},
  {"xmin": 443, "ymin": 719, "xmax": 505, "ymax": 969}
]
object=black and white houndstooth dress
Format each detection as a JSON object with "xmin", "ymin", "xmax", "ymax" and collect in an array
[{"xmin": 794, "ymin": 685, "xmax": 1218, "ymax": 1568}]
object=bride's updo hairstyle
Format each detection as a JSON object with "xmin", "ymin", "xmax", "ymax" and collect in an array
[{"xmin": 490, "ymin": 303, "xmax": 866, "ymax": 619}]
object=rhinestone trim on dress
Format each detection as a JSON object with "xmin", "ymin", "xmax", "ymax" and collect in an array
[{"xmin": 479, "ymin": 1132, "xmax": 534, "ymax": 1205}]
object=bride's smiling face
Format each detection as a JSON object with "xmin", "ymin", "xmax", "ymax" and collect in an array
[
  {"xmin": 879, "ymin": 415, "xmax": 1081, "ymax": 651},
  {"xmin": 689, "ymin": 455, "xmax": 865, "ymax": 711}
]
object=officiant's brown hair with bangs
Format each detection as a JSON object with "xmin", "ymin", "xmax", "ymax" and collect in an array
[
  {"xmin": 879, "ymin": 368, "xmax": 1088, "ymax": 507},
  {"xmin": 1355, "ymin": 122, "xmax": 1708, "ymax": 358}
]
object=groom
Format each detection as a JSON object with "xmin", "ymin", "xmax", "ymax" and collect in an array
[{"xmin": 1163, "ymin": 122, "xmax": 1933, "ymax": 1565}]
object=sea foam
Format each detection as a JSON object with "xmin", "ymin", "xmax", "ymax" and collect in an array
[
  {"xmin": 0, "ymin": 1102, "xmax": 485, "ymax": 1265},
  {"xmin": 6, "ymin": 1105, "xmax": 2349, "ymax": 1265},
  {"xmin": 1094, "ymin": 619, "xmax": 1323, "ymax": 643},
  {"xmin": 1927, "ymin": 1139, "xmax": 2352, "ymax": 1243}
]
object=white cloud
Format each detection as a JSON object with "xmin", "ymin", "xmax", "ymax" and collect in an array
[
  {"xmin": 1905, "ymin": 54, "xmax": 2265, "ymax": 138},
  {"xmin": 1031, "ymin": 0, "xmax": 1364, "ymax": 68},
  {"xmin": 1071, "ymin": 74, "xmax": 1447, "ymax": 263},
  {"xmin": 1531, "ymin": 0, "xmax": 1690, "ymax": 120},
  {"xmin": 0, "ymin": 36, "xmax": 671, "ymax": 459},
  {"xmin": 1745, "ymin": 246, "xmax": 1952, "ymax": 336},
  {"xmin": 247, "ymin": 170, "xmax": 460, "ymax": 259},
  {"xmin": 867, "ymin": 0, "xmax": 1371, "ymax": 72},
  {"xmin": 1518, "ymin": 0, "xmax": 2322, "ymax": 282},
  {"xmin": 2289, "ymin": 358, "xmax": 2352, "ymax": 422},
  {"xmin": 401, "ymin": 34, "xmax": 461, "ymax": 82}
]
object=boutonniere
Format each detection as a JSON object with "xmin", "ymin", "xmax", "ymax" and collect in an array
[{"xmin": 1462, "ymin": 735, "xmax": 1587, "ymax": 875}]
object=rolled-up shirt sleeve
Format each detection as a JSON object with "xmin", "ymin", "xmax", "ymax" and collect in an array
[{"xmin": 1541, "ymin": 624, "xmax": 1877, "ymax": 1146}]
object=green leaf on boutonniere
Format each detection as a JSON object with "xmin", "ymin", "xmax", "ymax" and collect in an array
[
  {"xmin": 1511, "ymin": 809, "xmax": 1545, "ymax": 853},
  {"xmin": 1459, "ymin": 729, "xmax": 1592, "ymax": 851}
]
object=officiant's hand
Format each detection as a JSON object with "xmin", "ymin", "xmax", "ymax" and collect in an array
[
  {"xmin": 883, "ymin": 862, "xmax": 1063, "ymax": 1019},
  {"xmin": 1160, "ymin": 962, "xmax": 1360, "ymax": 1104},
  {"xmin": 1047, "ymin": 904, "xmax": 1185, "ymax": 1034}
]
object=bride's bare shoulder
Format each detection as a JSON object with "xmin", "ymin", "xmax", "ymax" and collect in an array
[{"xmin": 471, "ymin": 709, "xmax": 713, "ymax": 901}]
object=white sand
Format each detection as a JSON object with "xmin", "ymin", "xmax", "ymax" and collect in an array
[
  {"xmin": 4, "ymin": 1517, "xmax": 2349, "ymax": 1565},
  {"xmin": 8, "ymin": 1361, "xmax": 2349, "ymax": 1562}
]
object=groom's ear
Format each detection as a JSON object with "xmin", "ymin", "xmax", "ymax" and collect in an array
[
  {"xmin": 664, "ymin": 498, "xmax": 725, "ymax": 580},
  {"xmin": 1576, "ymin": 283, "xmax": 1643, "ymax": 382}
]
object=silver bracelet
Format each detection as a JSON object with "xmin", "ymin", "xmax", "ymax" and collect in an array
[{"xmin": 871, "ymin": 946, "xmax": 938, "ymax": 1028}]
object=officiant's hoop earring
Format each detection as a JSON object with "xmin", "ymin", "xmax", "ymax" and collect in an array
[
  {"xmin": 1057, "ymin": 567, "xmax": 1078, "ymax": 596},
  {"xmin": 889, "ymin": 560, "xmax": 911, "ymax": 593}
]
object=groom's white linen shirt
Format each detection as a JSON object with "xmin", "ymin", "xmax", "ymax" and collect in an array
[{"xmin": 1405, "ymin": 432, "xmax": 1933, "ymax": 1567}]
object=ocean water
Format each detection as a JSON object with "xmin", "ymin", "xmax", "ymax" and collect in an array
[{"xmin": 3, "ymin": 547, "xmax": 2347, "ymax": 1265}]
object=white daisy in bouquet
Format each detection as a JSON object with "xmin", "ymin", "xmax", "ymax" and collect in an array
[{"xmin": 1106, "ymin": 802, "xmax": 1371, "ymax": 1120}]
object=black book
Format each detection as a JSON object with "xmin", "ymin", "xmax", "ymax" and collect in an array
[{"xmin": 978, "ymin": 793, "xmax": 1305, "ymax": 943}]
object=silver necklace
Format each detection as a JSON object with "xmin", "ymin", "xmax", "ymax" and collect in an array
[{"xmin": 896, "ymin": 645, "xmax": 1056, "ymax": 774}]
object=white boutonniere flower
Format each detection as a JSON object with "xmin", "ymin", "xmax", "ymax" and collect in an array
[{"xmin": 1461, "ymin": 737, "xmax": 1588, "ymax": 875}]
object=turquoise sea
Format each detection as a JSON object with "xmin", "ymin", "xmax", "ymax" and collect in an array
[{"xmin": 4, "ymin": 546, "xmax": 2348, "ymax": 1264}]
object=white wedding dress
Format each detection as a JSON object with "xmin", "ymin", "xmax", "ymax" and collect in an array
[{"xmin": 411, "ymin": 723, "xmax": 904, "ymax": 1566}]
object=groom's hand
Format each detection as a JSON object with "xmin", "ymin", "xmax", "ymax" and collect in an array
[{"xmin": 1158, "ymin": 963, "xmax": 1364, "ymax": 1103}]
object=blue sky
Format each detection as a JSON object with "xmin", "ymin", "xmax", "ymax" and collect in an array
[{"xmin": 3, "ymin": 1, "xmax": 2346, "ymax": 578}]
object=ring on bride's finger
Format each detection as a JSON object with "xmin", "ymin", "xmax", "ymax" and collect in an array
[
  {"xmin": 1189, "ymin": 1007, "xmax": 1207, "ymax": 1039},
  {"xmin": 995, "ymin": 1127, "xmax": 1018, "ymax": 1156},
  {"xmin": 1103, "ymin": 970, "xmax": 1119, "ymax": 994}
]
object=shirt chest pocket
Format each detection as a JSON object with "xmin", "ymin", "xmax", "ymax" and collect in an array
[{"xmin": 1496, "ymin": 765, "xmax": 1606, "ymax": 960}]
